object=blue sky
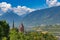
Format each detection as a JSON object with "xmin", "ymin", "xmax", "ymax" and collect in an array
[
  {"xmin": 0, "ymin": 0, "xmax": 60, "ymax": 9},
  {"xmin": 0, "ymin": 0, "xmax": 60, "ymax": 16},
  {"xmin": 0, "ymin": 0, "xmax": 46, "ymax": 9}
]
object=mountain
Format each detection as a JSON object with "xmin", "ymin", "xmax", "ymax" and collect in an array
[
  {"xmin": 0, "ymin": 6, "xmax": 60, "ymax": 28},
  {"xmin": 23, "ymin": 6, "xmax": 60, "ymax": 28},
  {"xmin": 0, "ymin": 10, "xmax": 22, "ymax": 27}
]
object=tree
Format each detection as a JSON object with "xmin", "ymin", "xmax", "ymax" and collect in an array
[
  {"xmin": 9, "ymin": 28, "xmax": 19, "ymax": 40},
  {"xmin": 43, "ymin": 32, "xmax": 57, "ymax": 40},
  {"xmin": 0, "ymin": 20, "xmax": 10, "ymax": 40},
  {"xmin": 0, "ymin": 25, "xmax": 2, "ymax": 40}
]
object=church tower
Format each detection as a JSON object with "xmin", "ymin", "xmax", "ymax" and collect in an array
[
  {"xmin": 19, "ymin": 23, "xmax": 24, "ymax": 32},
  {"xmin": 12, "ymin": 20, "xmax": 14, "ymax": 28}
]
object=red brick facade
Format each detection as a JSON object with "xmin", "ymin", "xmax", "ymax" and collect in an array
[{"xmin": 19, "ymin": 23, "xmax": 24, "ymax": 32}]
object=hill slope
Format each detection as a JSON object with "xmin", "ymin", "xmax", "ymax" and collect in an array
[
  {"xmin": 23, "ymin": 6, "xmax": 60, "ymax": 27},
  {"xmin": 0, "ymin": 11, "xmax": 22, "ymax": 27}
]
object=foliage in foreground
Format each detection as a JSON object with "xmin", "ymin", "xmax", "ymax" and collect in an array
[
  {"xmin": 9, "ymin": 29, "xmax": 57, "ymax": 40},
  {"xmin": 0, "ymin": 20, "xmax": 57, "ymax": 40},
  {"xmin": 0, "ymin": 20, "xmax": 9, "ymax": 40}
]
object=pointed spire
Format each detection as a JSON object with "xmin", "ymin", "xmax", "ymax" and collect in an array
[{"xmin": 12, "ymin": 19, "xmax": 14, "ymax": 28}]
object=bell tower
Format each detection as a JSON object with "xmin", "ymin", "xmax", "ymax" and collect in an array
[{"xmin": 19, "ymin": 23, "xmax": 24, "ymax": 32}]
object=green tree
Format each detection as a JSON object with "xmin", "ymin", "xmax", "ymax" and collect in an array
[
  {"xmin": 0, "ymin": 20, "xmax": 10, "ymax": 40},
  {"xmin": 18, "ymin": 32, "xmax": 25, "ymax": 40},
  {"xmin": 0, "ymin": 25, "xmax": 2, "ymax": 40},
  {"xmin": 9, "ymin": 28, "xmax": 19, "ymax": 40}
]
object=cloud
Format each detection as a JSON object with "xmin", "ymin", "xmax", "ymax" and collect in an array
[
  {"xmin": 0, "ymin": 2, "xmax": 11, "ymax": 12},
  {"xmin": 56, "ymin": 2, "xmax": 60, "ymax": 6},
  {"xmin": 13, "ymin": 6, "xmax": 35, "ymax": 15},
  {"xmin": 0, "ymin": 2, "xmax": 35, "ymax": 16},
  {"xmin": 46, "ymin": 0, "xmax": 60, "ymax": 7}
]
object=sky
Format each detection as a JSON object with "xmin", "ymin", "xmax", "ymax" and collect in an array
[
  {"xmin": 0, "ymin": 0, "xmax": 60, "ymax": 16},
  {"xmin": 0, "ymin": 0, "xmax": 46, "ymax": 8}
]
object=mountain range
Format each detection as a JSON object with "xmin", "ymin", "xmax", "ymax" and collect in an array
[
  {"xmin": 0, "ymin": 10, "xmax": 22, "ymax": 27},
  {"xmin": 0, "ymin": 6, "xmax": 60, "ymax": 28},
  {"xmin": 23, "ymin": 6, "xmax": 60, "ymax": 28}
]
